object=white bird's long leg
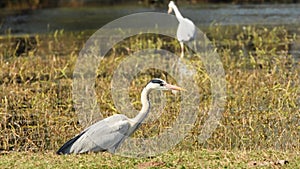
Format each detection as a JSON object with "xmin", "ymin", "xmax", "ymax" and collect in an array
[{"xmin": 180, "ymin": 42, "xmax": 184, "ymax": 58}]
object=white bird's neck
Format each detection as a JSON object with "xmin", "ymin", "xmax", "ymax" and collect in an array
[
  {"xmin": 132, "ymin": 87, "xmax": 151, "ymax": 125},
  {"xmin": 171, "ymin": 4, "xmax": 184, "ymax": 21}
]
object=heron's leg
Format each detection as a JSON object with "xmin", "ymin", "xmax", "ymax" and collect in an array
[
  {"xmin": 185, "ymin": 40, "xmax": 196, "ymax": 58},
  {"xmin": 192, "ymin": 40, "xmax": 197, "ymax": 57},
  {"xmin": 180, "ymin": 42, "xmax": 184, "ymax": 58}
]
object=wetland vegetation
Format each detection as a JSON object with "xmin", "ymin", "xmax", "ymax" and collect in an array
[
  {"xmin": 0, "ymin": 1, "xmax": 299, "ymax": 168},
  {"xmin": 0, "ymin": 24, "xmax": 299, "ymax": 168}
]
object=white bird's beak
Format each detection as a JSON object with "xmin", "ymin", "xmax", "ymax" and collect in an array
[
  {"xmin": 168, "ymin": 7, "xmax": 173, "ymax": 14},
  {"xmin": 165, "ymin": 83, "xmax": 186, "ymax": 91}
]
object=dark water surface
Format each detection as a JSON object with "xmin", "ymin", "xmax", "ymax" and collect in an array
[
  {"xmin": 0, "ymin": 4, "xmax": 299, "ymax": 59},
  {"xmin": 1, "ymin": 4, "xmax": 300, "ymax": 35}
]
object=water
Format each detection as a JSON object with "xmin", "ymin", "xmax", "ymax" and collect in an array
[
  {"xmin": 0, "ymin": 6, "xmax": 155, "ymax": 35},
  {"xmin": 1, "ymin": 4, "xmax": 300, "ymax": 35},
  {"xmin": 0, "ymin": 4, "xmax": 299, "ymax": 59},
  {"xmin": 187, "ymin": 4, "xmax": 300, "ymax": 29}
]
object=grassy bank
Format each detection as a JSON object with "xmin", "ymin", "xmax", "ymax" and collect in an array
[
  {"xmin": 0, "ymin": 150, "xmax": 299, "ymax": 168},
  {"xmin": 0, "ymin": 25, "xmax": 299, "ymax": 167}
]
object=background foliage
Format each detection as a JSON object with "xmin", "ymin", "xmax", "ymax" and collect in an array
[{"xmin": 0, "ymin": 25, "xmax": 299, "ymax": 153}]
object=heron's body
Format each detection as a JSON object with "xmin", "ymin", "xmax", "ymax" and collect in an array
[
  {"xmin": 57, "ymin": 79, "xmax": 183, "ymax": 155},
  {"xmin": 57, "ymin": 114, "xmax": 131, "ymax": 154},
  {"xmin": 168, "ymin": 1, "xmax": 196, "ymax": 57},
  {"xmin": 177, "ymin": 18, "xmax": 195, "ymax": 42}
]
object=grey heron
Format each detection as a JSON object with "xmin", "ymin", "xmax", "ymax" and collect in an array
[
  {"xmin": 57, "ymin": 78, "xmax": 184, "ymax": 155},
  {"xmin": 168, "ymin": 1, "xmax": 196, "ymax": 57}
]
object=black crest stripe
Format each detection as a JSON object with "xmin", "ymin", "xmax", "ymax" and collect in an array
[{"xmin": 151, "ymin": 79, "xmax": 163, "ymax": 84}]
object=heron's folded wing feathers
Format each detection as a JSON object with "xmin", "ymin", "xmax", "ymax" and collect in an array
[
  {"xmin": 56, "ymin": 131, "xmax": 86, "ymax": 154},
  {"xmin": 70, "ymin": 114, "xmax": 130, "ymax": 153},
  {"xmin": 177, "ymin": 18, "xmax": 196, "ymax": 42}
]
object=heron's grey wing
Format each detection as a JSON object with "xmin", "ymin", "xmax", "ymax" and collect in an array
[
  {"xmin": 177, "ymin": 18, "xmax": 196, "ymax": 42},
  {"xmin": 56, "ymin": 130, "xmax": 87, "ymax": 154},
  {"xmin": 69, "ymin": 114, "xmax": 131, "ymax": 154}
]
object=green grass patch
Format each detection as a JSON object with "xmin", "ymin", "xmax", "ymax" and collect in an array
[{"xmin": 0, "ymin": 150, "xmax": 299, "ymax": 168}]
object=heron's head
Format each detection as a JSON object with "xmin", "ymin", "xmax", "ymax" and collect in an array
[
  {"xmin": 168, "ymin": 1, "xmax": 175, "ymax": 14},
  {"xmin": 146, "ymin": 78, "xmax": 185, "ymax": 92}
]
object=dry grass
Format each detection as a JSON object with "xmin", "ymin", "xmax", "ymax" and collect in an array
[{"xmin": 0, "ymin": 25, "xmax": 299, "ymax": 156}]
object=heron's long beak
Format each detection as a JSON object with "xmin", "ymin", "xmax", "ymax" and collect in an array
[
  {"xmin": 168, "ymin": 7, "xmax": 173, "ymax": 14},
  {"xmin": 165, "ymin": 83, "xmax": 186, "ymax": 91}
]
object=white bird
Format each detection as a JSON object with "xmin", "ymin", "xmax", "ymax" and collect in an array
[
  {"xmin": 57, "ymin": 78, "xmax": 184, "ymax": 154},
  {"xmin": 168, "ymin": 1, "xmax": 196, "ymax": 57}
]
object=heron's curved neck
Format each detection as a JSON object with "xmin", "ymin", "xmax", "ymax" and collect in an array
[
  {"xmin": 172, "ymin": 5, "xmax": 184, "ymax": 21},
  {"xmin": 132, "ymin": 87, "xmax": 151, "ymax": 124}
]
